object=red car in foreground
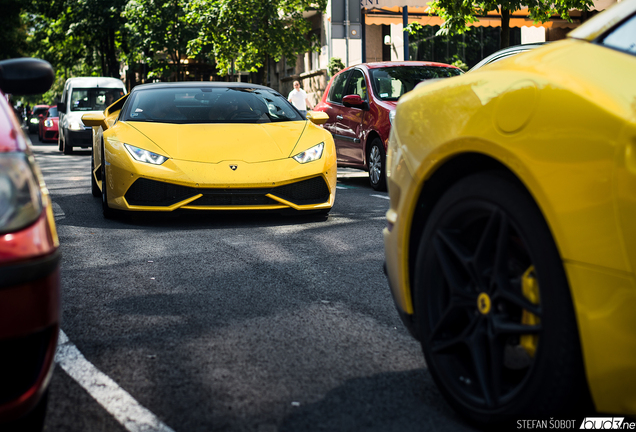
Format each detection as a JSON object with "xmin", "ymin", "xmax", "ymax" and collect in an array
[
  {"xmin": 38, "ymin": 105, "xmax": 59, "ymax": 143},
  {"xmin": 314, "ymin": 61, "xmax": 462, "ymax": 190},
  {"xmin": 0, "ymin": 58, "xmax": 59, "ymax": 431}
]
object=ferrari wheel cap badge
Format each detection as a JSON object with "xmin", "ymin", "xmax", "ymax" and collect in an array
[
  {"xmin": 229, "ymin": 165, "xmax": 238, "ymax": 171},
  {"xmin": 477, "ymin": 292, "xmax": 491, "ymax": 315}
]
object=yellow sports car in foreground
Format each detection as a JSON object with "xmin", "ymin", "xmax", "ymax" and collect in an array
[
  {"xmin": 384, "ymin": 0, "xmax": 636, "ymax": 425},
  {"xmin": 82, "ymin": 83, "xmax": 335, "ymax": 218}
]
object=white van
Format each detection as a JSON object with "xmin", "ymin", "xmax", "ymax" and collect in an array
[{"xmin": 57, "ymin": 77, "xmax": 126, "ymax": 154}]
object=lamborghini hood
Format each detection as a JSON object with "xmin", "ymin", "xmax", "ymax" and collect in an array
[{"xmin": 127, "ymin": 121, "xmax": 308, "ymax": 163}]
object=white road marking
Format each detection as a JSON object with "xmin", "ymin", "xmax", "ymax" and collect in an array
[
  {"xmin": 55, "ymin": 330, "xmax": 175, "ymax": 432},
  {"xmin": 371, "ymin": 194, "xmax": 389, "ymax": 200}
]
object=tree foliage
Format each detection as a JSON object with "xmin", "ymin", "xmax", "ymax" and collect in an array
[
  {"xmin": 186, "ymin": 0, "xmax": 326, "ymax": 76},
  {"xmin": 0, "ymin": 0, "xmax": 29, "ymax": 60},
  {"xmin": 428, "ymin": 0, "xmax": 594, "ymax": 48},
  {"xmin": 16, "ymin": 0, "xmax": 326, "ymax": 86},
  {"xmin": 124, "ymin": 0, "xmax": 197, "ymax": 81}
]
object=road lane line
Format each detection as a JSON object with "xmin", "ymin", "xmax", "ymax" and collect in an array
[
  {"xmin": 371, "ymin": 194, "xmax": 389, "ymax": 200},
  {"xmin": 55, "ymin": 330, "xmax": 175, "ymax": 432}
]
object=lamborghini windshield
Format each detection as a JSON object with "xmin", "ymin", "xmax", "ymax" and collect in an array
[
  {"xmin": 369, "ymin": 66, "xmax": 462, "ymax": 101},
  {"xmin": 122, "ymin": 87, "xmax": 304, "ymax": 124}
]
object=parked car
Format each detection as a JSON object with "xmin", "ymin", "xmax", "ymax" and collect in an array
[
  {"xmin": 38, "ymin": 105, "xmax": 59, "ymax": 143},
  {"xmin": 57, "ymin": 77, "xmax": 126, "ymax": 154},
  {"xmin": 81, "ymin": 82, "xmax": 336, "ymax": 219},
  {"xmin": 384, "ymin": 0, "xmax": 636, "ymax": 426},
  {"xmin": 0, "ymin": 58, "xmax": 60, "ymax": 431},
  {"xmin": 27, "ymin": 104, "xmax": 49, "ymax": 134},
  {"xmin": 314, "ymin": 61, "xmax": 462, "ymax": 191},
  {"xmin": 469, "ymin": 42, "xmax": 547, "ymax": 71}
]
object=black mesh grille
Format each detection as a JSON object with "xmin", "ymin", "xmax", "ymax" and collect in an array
[
  {"xmin": 124, "ymin": 176, "xmax": 330, "ymax": 207},
  {"xmin": 272, "ymin": 177, "xmax": 330, "ymax": 205},
  {"xmin": 125, "ymin": 178, "xmax": 194, "ymax": 206},
  {"xmin": 0, "ymin": 326, "xmax": 55, "ymax": 404},
  {"xmin": 193, "ymin": 194, "xmax": 278, "ymax": 206}
]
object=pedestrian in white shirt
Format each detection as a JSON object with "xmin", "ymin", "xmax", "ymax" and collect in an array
[{"xmin": 287, "ymin": 80, "xmax": 313, "ymax": 118}]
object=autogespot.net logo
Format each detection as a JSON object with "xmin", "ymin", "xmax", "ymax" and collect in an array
[{"xmin": 580, "ymin": 418, "xmax": 635, "ymax": 429}]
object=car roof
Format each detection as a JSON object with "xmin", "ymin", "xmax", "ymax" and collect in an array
[
  {"xmin": 569, "ymin": 0, "xmax": 636, "ymax": 41},
  {"xmin": 65, "ymin": 77, "xmax": 125, "ymax": 88},
  {"xmin": 130, "ymin": 82, "xmax": 276, "ymax": 93},
  {"xmin": 341, "ymin": 61, "xmax": 459, "ymax": 73},
  {"xmin": 469, "ymin": 43, "xmax": 548, "ymax": 71}
]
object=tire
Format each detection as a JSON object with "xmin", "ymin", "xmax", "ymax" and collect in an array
[
  {"xmin": 367, "ymin": 138, "xmax": 387, "ymax": 191},
  {"xmin": 58, "ymin": 134, "xmax": 62, "ymax": 151},
  {"xmin": 101, "ymin": 142, "xmax": 115, "ymax": 219},
  {"xmin": 4, "ymin": 390, "xmax": 48, "ymax": 432},
  {"xmin": 412, "ymin": 172, "xmax": 588, "ymax": 426},
  {"xmin": 62, "ymin": 132, "xmax": 73, "ymax": 155},
  {"xmin": 91, "ymin": 150, "xmax": 100, "ymax": 197}
]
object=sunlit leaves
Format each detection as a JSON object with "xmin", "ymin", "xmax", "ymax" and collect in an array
[{"xmin": 186, "ymin": 0, "xmax": 326, "ymax": 75}]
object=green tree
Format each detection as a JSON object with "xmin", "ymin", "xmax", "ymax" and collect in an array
[
  {"xmin": 186, "ymin": 0, "xmax": 326, "ymax": 79},
  {"xmin": 428, "ymin": 0, "xmax": 594, "ymax": 48},
  {"xmin": 124, "ymin": 0, "xmax": 197, "ymax": 82},
  {"xmin": 26, "ymin": 0, "xmax": 127, "ymax": 78},
  {"xmin": 0, "ymin": 0, "xmax": 29, "ymax": 60}
]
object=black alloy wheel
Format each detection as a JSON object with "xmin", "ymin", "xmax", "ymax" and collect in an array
[
  {"xmin": 367, "ymin": 138, "xmax": 387, "ymax": 191},
  {"xmin": 413, "ymin": 173, "xmax": 588, "ymax": 426}
]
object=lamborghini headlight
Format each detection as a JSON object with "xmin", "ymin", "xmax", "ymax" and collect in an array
[
  {"xmin": 124, "ymin": 144, "xmax": 168, "ymax": 165},
  {"xmin": 68, "ymin": 120, "xmax": 84, "ymax": 131},
  {"xmin": 0, "ymin": 153, "xmax": 43, "ymax": 234},
  {"xmin": 292, "ymin": 142, "xmax": 324, "ymax": 164}
]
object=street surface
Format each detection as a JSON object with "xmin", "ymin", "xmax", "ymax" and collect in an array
[{"xmin": 28, "ymin": 134, "xmax": 477, "ymax": 432}]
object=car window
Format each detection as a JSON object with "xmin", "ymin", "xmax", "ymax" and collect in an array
[
  {"xmin": 327, "ymin": 71, "xmax": 350, "ymax": 104},
  {"xmin": 370, "ymin": 66, "xmax": 462, "ymax": 101},
  {"xmin": 47, "ymin": 106, "xmax": 58, "ymax": 117},
  {"xmin": 122, "ymin": 87, "xmax": 303, "ymax": 124},
  {"xmin": 33, "ymin": 107, "xmax": 49, "ymax": 116},
  {"xmin": 70, "ymin": 88, "xmax": 125, "ymax": 111},
  {"xmin": 600, "ymin": 13, "xmax": 636, "ymax": 56},
  {"xmin": 344, "ymin": 69, "xmax": 367, "ymax": 100}
]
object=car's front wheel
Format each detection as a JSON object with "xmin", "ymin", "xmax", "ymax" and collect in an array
[
  {"xmin": 412, "ymin": 172, "xmax": 589, "ymax": 426},
  {"xmin": 62, "ymin": 132, "xmax": 73, "ymax": 155},
  {"xmin": 367, "ymin": 138, "xmax": 387, "ymax": 191},
  {"xmin": 101, "ymin": 141, "xmax": 115, "ymax": 219},
  {"xmin": 91, "ymin": 151, "xmax": 100, "ymax": 197}
]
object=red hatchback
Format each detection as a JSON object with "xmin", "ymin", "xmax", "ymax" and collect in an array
[
  {"xmin": 314, "ymin": 61, "xmax": 462, "ymax": 190},
  {"xmin": 0, "ymin": 58, "xmax": 59, "ymax": 431},
  {"xmin": 38, "ymin": 105, "xmax": 59, "ymax": 143}
]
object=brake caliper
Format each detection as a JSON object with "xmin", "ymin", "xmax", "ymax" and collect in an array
[{"xmin": 520, "ymin": 266, "xmax": 540, "ymax": 357}]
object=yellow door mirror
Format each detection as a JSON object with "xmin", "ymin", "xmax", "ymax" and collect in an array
[
  {"xmin": 306, "ymin": 111, "xmax": 329, "ymax": 125},
  {"xmin": 81, "ymin": 113, "xmax": 108, "ymax": 130}
]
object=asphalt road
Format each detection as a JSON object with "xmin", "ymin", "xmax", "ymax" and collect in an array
[{"xmin": 28, "ymin": 134, "xmax": 477, "ymax": 432}]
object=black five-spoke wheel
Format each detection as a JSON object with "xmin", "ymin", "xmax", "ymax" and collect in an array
[{"xmin": 413, "ymin": 173, "xmax": 589, "ymax": 425}]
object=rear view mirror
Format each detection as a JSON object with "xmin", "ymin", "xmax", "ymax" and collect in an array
[
  {"xmin": 57, "ymin": 102, "xmax": 66, "ymax": 113},
  {"xmin": 342, "ymin": 94, "xmax": 367, "ymax": 109},
  {"xmin": 82, "ymin": 113, "xmax": 108, "ymax": 130},
  {"xmin": 0, "ymin": 58, "xmax": 54, "ymax": 95}
]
